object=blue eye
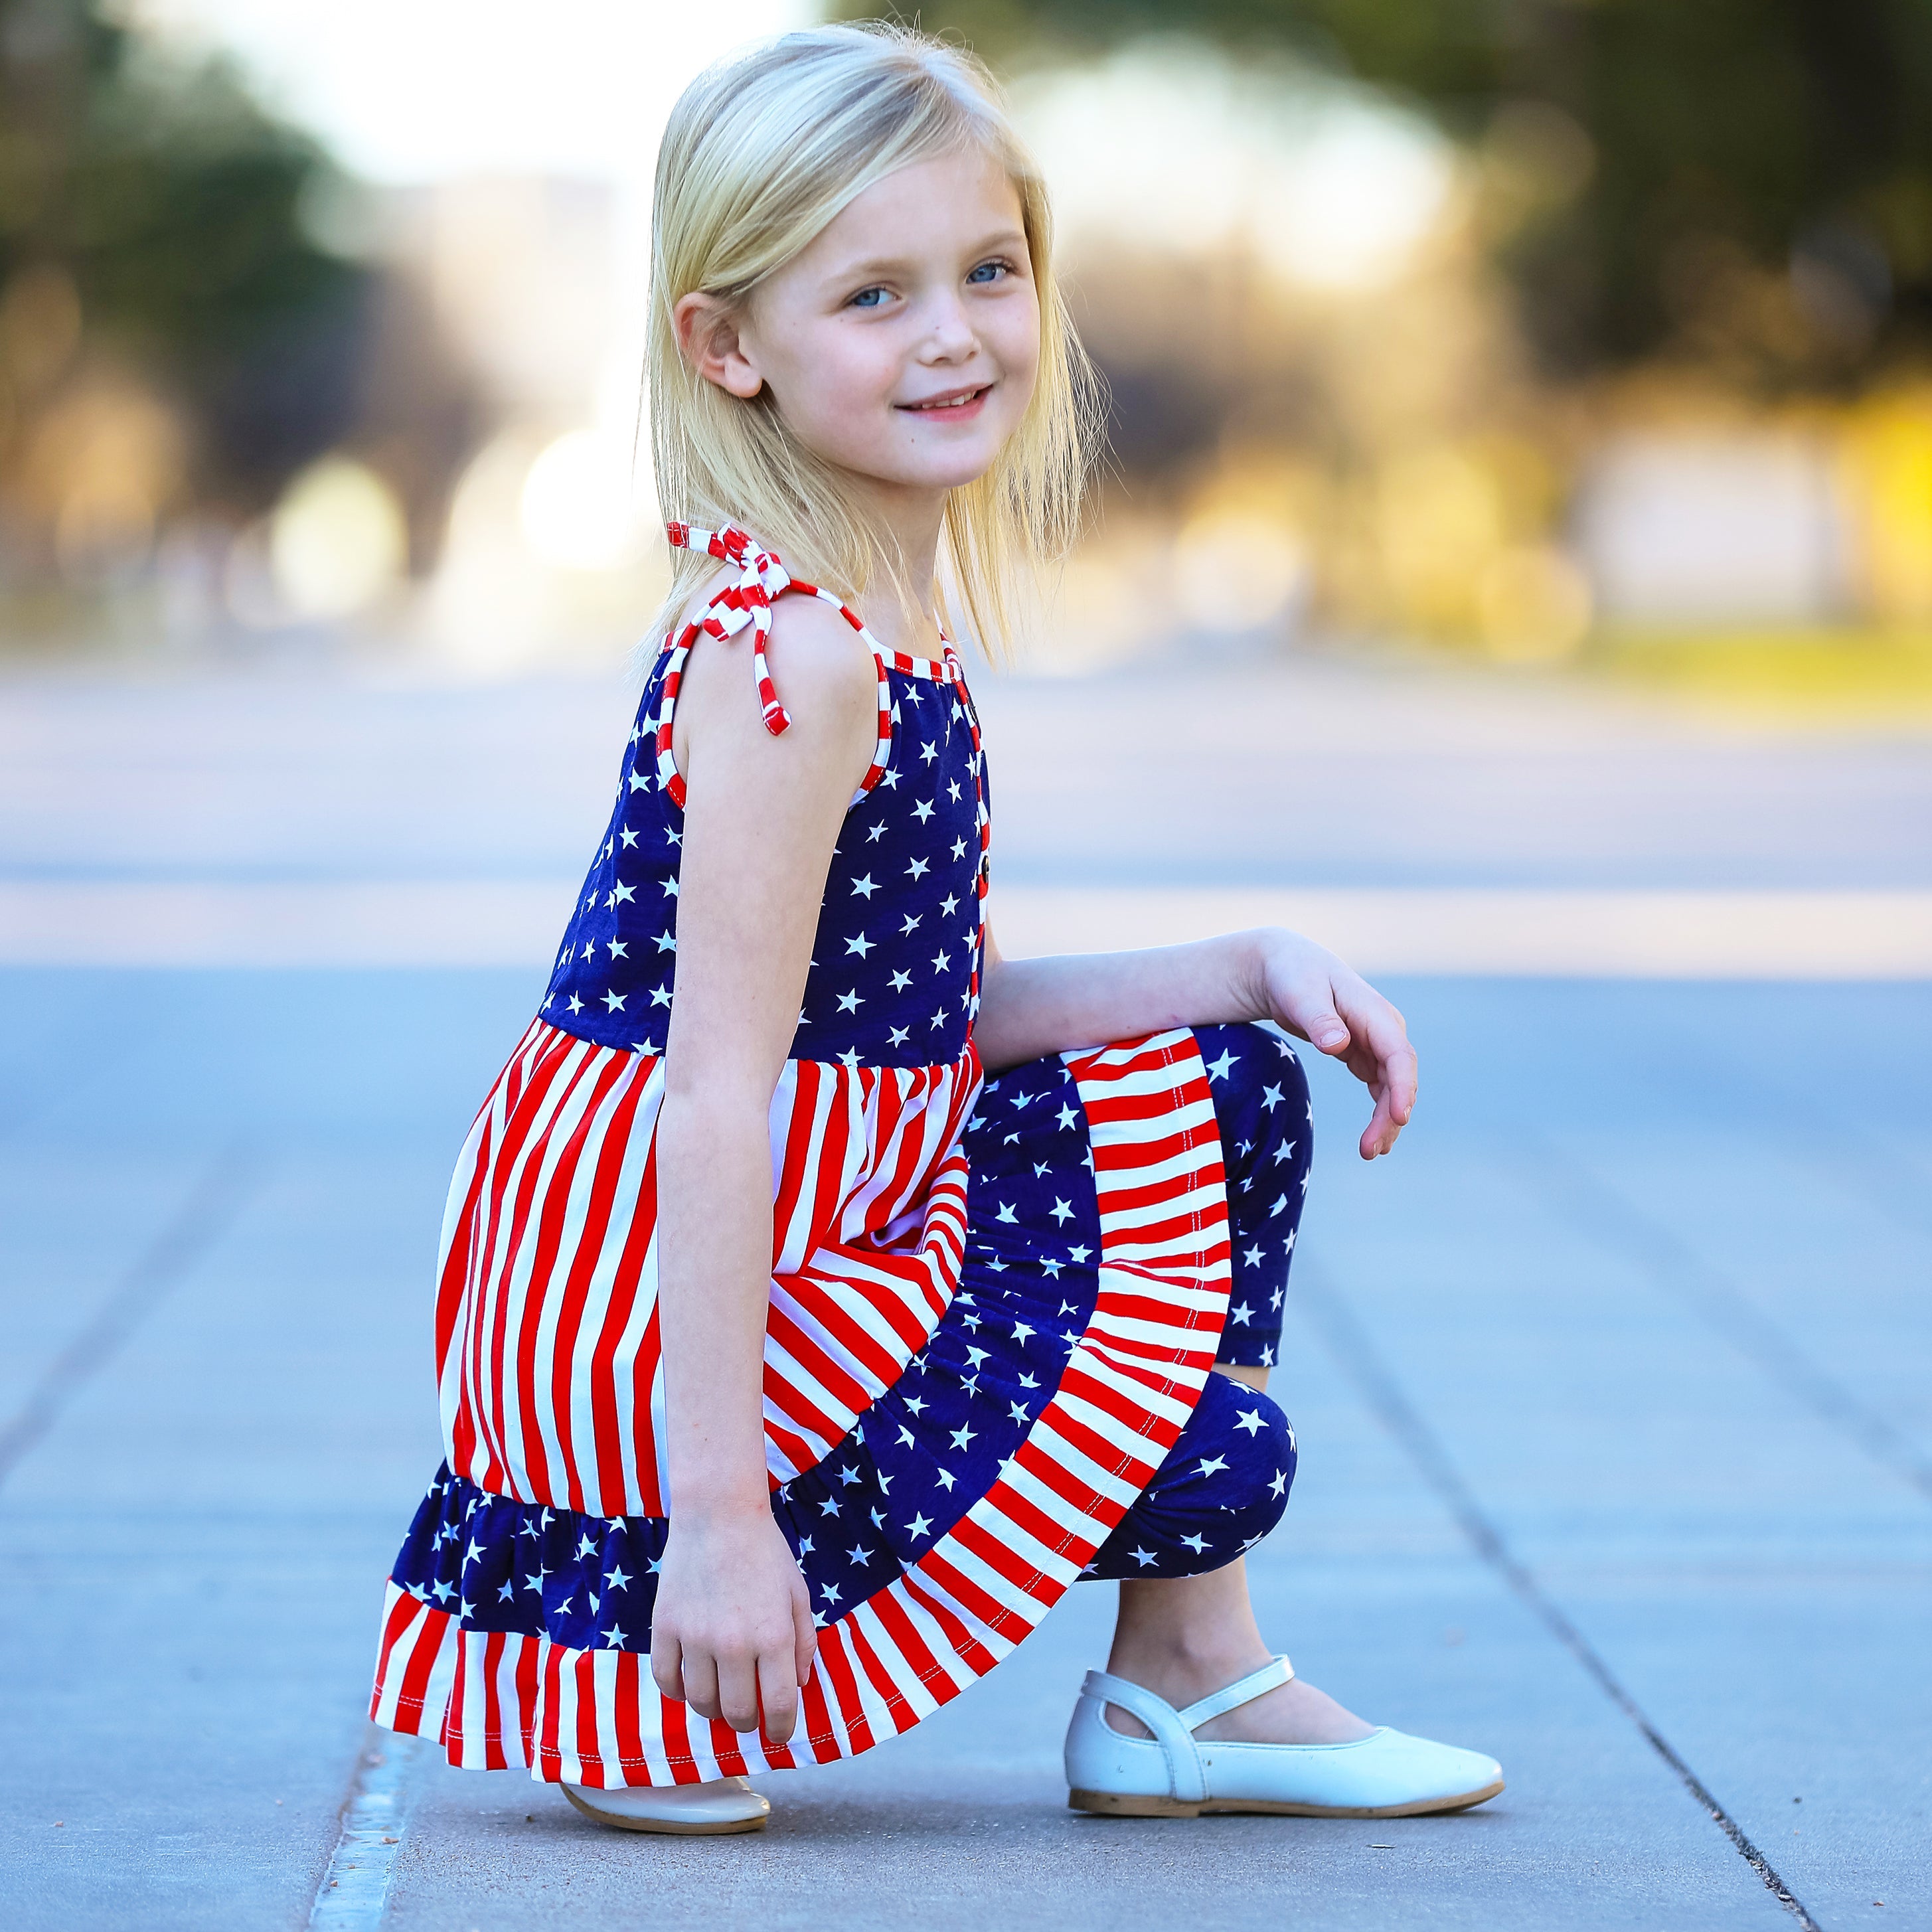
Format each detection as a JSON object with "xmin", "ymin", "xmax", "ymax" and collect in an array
[
  {"xmin": 849, "ymin": 286, "xmax": 888, "ymax": 309},
  {"xmin": 966, "ymin": 260, "xmax": 1008, "ymax": 285}
]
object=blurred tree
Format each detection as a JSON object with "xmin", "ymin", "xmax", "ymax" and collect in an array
[
  {"xmin": 0, "ymin": 0, "xmax": 369, "ymax": 507},
  {"xmin": 839, "ymin": 0, "xmax": 1932, "ymax": 381}
]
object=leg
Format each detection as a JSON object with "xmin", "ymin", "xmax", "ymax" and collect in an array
[
  {"xmin": 1101, "ymin": 1366, "xmax": 1372, "ymax": 1745},
  {"xmin": 1107, "ymin": 1022, "xmax": 1366, "ymax": 1742}
]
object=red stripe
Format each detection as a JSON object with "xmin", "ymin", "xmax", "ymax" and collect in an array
[
  {"xmin": 950, "ymin": 1506, "xmax": 1063, "ymax": 1603},
  {"xmin": 1088, "ymin": 1290, "xmax": 1227, "ymax": 1338},
  {"xmin": 510, "ymin": 1049, "xmax": 628, "ymax": 1500},
  {"xmin": 846, "ymin": 1615, "xmax": 913, "ymax": 1729},
  {"xmin": 513, "ymin": 1639, "xmax": 539, "ymax": 1766},
  {"xmin": 1089, "ymin": 1122, "xmax": 1220, "ymax": 1178},
  {"xmin": 771, "ymin": 1062, "xmax": 819, "ymax": 1263},
  {"xmin": 760, "ymin": 1354, "xmax": 848, "ymax": 1451},
  {"xmin": 812, "ymin": 1625, "xmax": 875, "ymax": 1754},
  {"xmin": 764, "ymin": 1301, "xmax": 876, "ymax": 1418},
  {"xmin": 543, "ymin": 1060, "xmax": 649, "ymax": 1510},
  {"xmin": 1011, "ymin": 1431, "xmax": 1115, "ymax": 1519},
  {"xmin": 370, "ymin": 1590, "xmax": 424, "ymax": 1708},
  {"xmin": 592, "ymin": 1118, "xmax": 659, "ymax": 1515},
  {"xmin": 1032, "ymin": 1388, "xmax": 1165, "ymax": 1481},
  {"xmin": 536, "ymin": 1641, "xmax": 565, "ymax": 1779},
  {"xmin": 916, "ymin": 1548, "xmax": 1034, "ymax": 1644},
  {"xmin": 862, "ymin": 1074, "xmax": 931, "ymax": 1236},
  {"xmin": 870, "ymin": 1589, "xmax": 961, "ymax": 1710},
  {"xmin": 613, "ymin": 1650, "xmax": 645, "ymax": 1785},
  {"xmin": 435, "ymin": 1106, "xmax": 493, "ymax": 1386},
  {"xmin": 800, "ymin": 1253, "xmax": 937, "ymax": 1360},
  {"xmin": 979, "ymin": 1473, "xmax": 1091, "ymax": 1568},
  {"xmin": 708, "ymin": 1718, "xmax": 750, "ymax": 1777},
  {"xmin": 799, "ymin": 1666, "xmax": 841, "ymax": 1763},
  {"xmin": 630, "ymin": 1302, "xmax": 665, "ymax": 1514},
  {"xmin": 802, "ymin": 1075, "xmax": 853, "ymax": 1258},
  {"xmin": 801, "ymin": 1257, "xmax": 922, "ymax": 1376},
  {"xmin": 573, "ymin": 1649, "xmax": 600, "ymax": 1775},
  {"xmin": 765, "ymin": 1417, "xmax": 818, "ymax": 1483},
  {"xmin": 659, "ymin": 1686, "xmax": 700, "ymax": 1782},
  {"xmin": 439, "ymin": 1637, "xmax": 463, "ymax": 1751},
  {"xmin": 393, "ymin": 1599, "xmax": 449, "ymax": 1726},
  {"xmin": 455, "ymin": 1038, "xmax": 552, "ymax": 1489},
  {"xmin": 485, "ymin": 1631, "xmax": 509, "ymax": 1771},
  {"xmin": 1058, "ymin": 1357, "xmax": 1193, "ymax": 1430},
  {"xmin": 471, "ymin": 1032, "xmax": 588, "ymax": 1492}
]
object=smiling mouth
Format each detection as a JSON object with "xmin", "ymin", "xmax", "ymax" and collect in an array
[{"xmin": 898, "ymin": 384, "xmax": 991, "ymax": 412}]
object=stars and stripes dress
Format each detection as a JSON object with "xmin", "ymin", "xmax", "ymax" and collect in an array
[{"xmin": 369, "ymin": 524, "xmax": 1316, "ymax": 1789}]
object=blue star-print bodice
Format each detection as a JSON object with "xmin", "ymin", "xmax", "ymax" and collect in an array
[{"xmin": 540, "ymin": 642, "xmax": 989, "ymax": 1070}]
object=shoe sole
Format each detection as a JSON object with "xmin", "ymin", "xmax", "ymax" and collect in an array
[
  {"xmin": 1068, "ymin": 1779, "xmax": 1505, "ymax": 1820},
  {"xmin": 562, "ymin": 1785, "xmax": 770, "ymax": 1834}
]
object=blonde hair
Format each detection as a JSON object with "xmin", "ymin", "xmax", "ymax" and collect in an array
[{"xmin": 645, "ymin": 20, "xmax": 1099, "ymax": 657}]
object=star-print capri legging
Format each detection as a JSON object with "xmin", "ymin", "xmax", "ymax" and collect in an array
[{"xmin": 1082, "ymin": 1020, "xmax": 1311, "ymax": 1581}]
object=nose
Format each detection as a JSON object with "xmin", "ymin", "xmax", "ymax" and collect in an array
[{"xmin": 919, "ymin": 291, "xmax": 979, "ymax": 362}]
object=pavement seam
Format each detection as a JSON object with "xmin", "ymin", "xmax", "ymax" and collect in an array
[
  {"xmin": 0, "ymin": 1144, "xmax": 260, "ymax": 1492},
  {"xmin": 307, "ymin": 1730, "xmax": 419, "ymax": 1929},
  {"xmin": 1293, "ymin": 1255, "xmax": 1824, "ymax": 1932},
  {"xmin": 1528, "ymin": 1136, "xmax": 1932, "ymax": 1508}
]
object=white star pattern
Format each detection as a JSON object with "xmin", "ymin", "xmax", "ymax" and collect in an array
[{"xmin": 465, "ymin": 556, "xmax": 1321, "ymax": 1641}]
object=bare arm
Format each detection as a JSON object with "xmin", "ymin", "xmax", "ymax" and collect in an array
[
  {"xmin": 973, "ymin": 923, "xmax": 1418, "ymax": 1161},
  {"xmin": 649, "ymin": 598, "xmax": 878, "ymax": 1742}
]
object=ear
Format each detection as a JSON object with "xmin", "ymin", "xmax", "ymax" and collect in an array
[{"xmin": 673, "ymin": 292, "xmax": 764, "ymax": 400}]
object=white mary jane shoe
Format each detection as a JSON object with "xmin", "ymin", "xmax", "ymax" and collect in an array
[
  {"xmin": 1065, "ymin": 1654, "xmax": 1504, "ymax": 1819},
  {"xmin": 562, "ymin": 1775, "xmax": 771, "ymax": 1834}
]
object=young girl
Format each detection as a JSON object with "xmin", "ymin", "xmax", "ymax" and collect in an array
[{"xmin": 369, "ymin": 22, "xmax": 1502, "ymax": 1834}]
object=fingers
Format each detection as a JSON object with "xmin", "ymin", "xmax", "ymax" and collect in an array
[
  {"xmin": 655, "ymin": 1611, "xmax": 809, "ymax": 1736},
  {"xmin": 792, "ymin": 1568, "xmax": 819, "ymax": 1686},
  {"xmin": 679, "ymin": 1647, "xmax": 721, "ymax": 1723},
  {"xmin": 660, "ymin": 1639, "xmax": 784, "ymax": 1734},
  {"xmin": 1292, "ymin": 985, "xmax": 1352, "ymax": 1058},
  {"xmin": 1360, "ymin": 1082, "xmax": 1404, "ymax": 1161},
  {"xmin": 714, "ymin": 1651, "xmax": 762, "ymax": 1734},
  {"xmin": 1354, "ymin": 1040, "xmax": 1417, "ymax": 1159},
  {"xmin": 759, "ymin": 1569, "xmax": 817, "ymax": 1746},
  {"xmin": 1329, "ymin": 975, "xmax": 1417, "ymax": 1160},
  {"xmin": 757, "ymin": 1647, "xmax": 801, "ymax": 1745},
  {"xmin": 647, "ymin": 1532, "xmax": 819, "ymax": 1741},
  {"xmin": 650, "ymin": 1629, "xmax": 683, "ymax": 1707}
]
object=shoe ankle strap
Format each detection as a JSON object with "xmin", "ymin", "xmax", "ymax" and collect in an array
[
  {"xmin": 1080, "ymin": 1655, "xmax": 1295, "ymax": 1805},
  {"xmin": 1177, "ymin": 1654, "xmax": 1295, "ymax": 1731}
]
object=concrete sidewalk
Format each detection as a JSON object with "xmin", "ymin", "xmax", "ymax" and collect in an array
[
  {"xmin": 4, "ymin": 971, "xmax": 1925, "ymax": 1930},
  {"xmin": 1, "ymin": 653, "xmax": 1927, "ymax": 1929}
]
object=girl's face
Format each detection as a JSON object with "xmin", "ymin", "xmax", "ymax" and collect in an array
[{"xmin": 698, "ymin": 149, "xmax": 1042, "ymax": 503}]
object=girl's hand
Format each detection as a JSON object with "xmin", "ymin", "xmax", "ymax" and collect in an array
[
  {"xmin": 1248, "ymin": 928, "xmax": 1417, "ymax": 1161},
  {"xmin": 649, "ymin": 1508, "xmax": 817, "ymax": 1742}
]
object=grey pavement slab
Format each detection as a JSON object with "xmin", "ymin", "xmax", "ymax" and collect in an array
[
  {"xmin": 3, "ymin": 655, "xmax": 1929, "ymax": 1929},
  {"xmin": 4, "ymin": 969, "xmax": 1924, "ymax": 1929},
  {"xmin": 5, "ymin": 649, "xmax": 1930, "ymax": 891},
  {"xmin": 1298, "ymin": 983, "xmax": 1932, "ymax": 1927}
]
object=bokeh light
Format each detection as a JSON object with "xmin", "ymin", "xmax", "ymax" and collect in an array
[
  {"xmin": 268, "ymin": 458, "xmax": 408, "ymax": 619},
  {"xmin": 1018, "ymin": 44, "xmax": 1455, "ymax": 295}
]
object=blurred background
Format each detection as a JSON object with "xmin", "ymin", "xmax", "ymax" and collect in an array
[
  {"xmin": 5, "ymin": 8, "xmax": 1932, "ymax": 1927},
  {"xmin": 3, "ymin": 0, "xmax": 1931, "ymax": 698}
]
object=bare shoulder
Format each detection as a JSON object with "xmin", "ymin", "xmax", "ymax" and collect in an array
[
  {"xmin": 758, "ymin": 592, "xmax": 876, "ymax": 720},
  {"xmin": 673, "ymin": 586, "xmax": 875, "ymax": 781}
]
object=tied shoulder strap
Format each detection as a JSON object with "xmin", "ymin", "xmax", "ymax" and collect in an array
[
  {"xmin": 666, "ymin": 521, "xmax": 811, "ymax": 736},
  {"xmin": 657, "ymin": 521, "xmax": 895, "ymax": 811}
]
